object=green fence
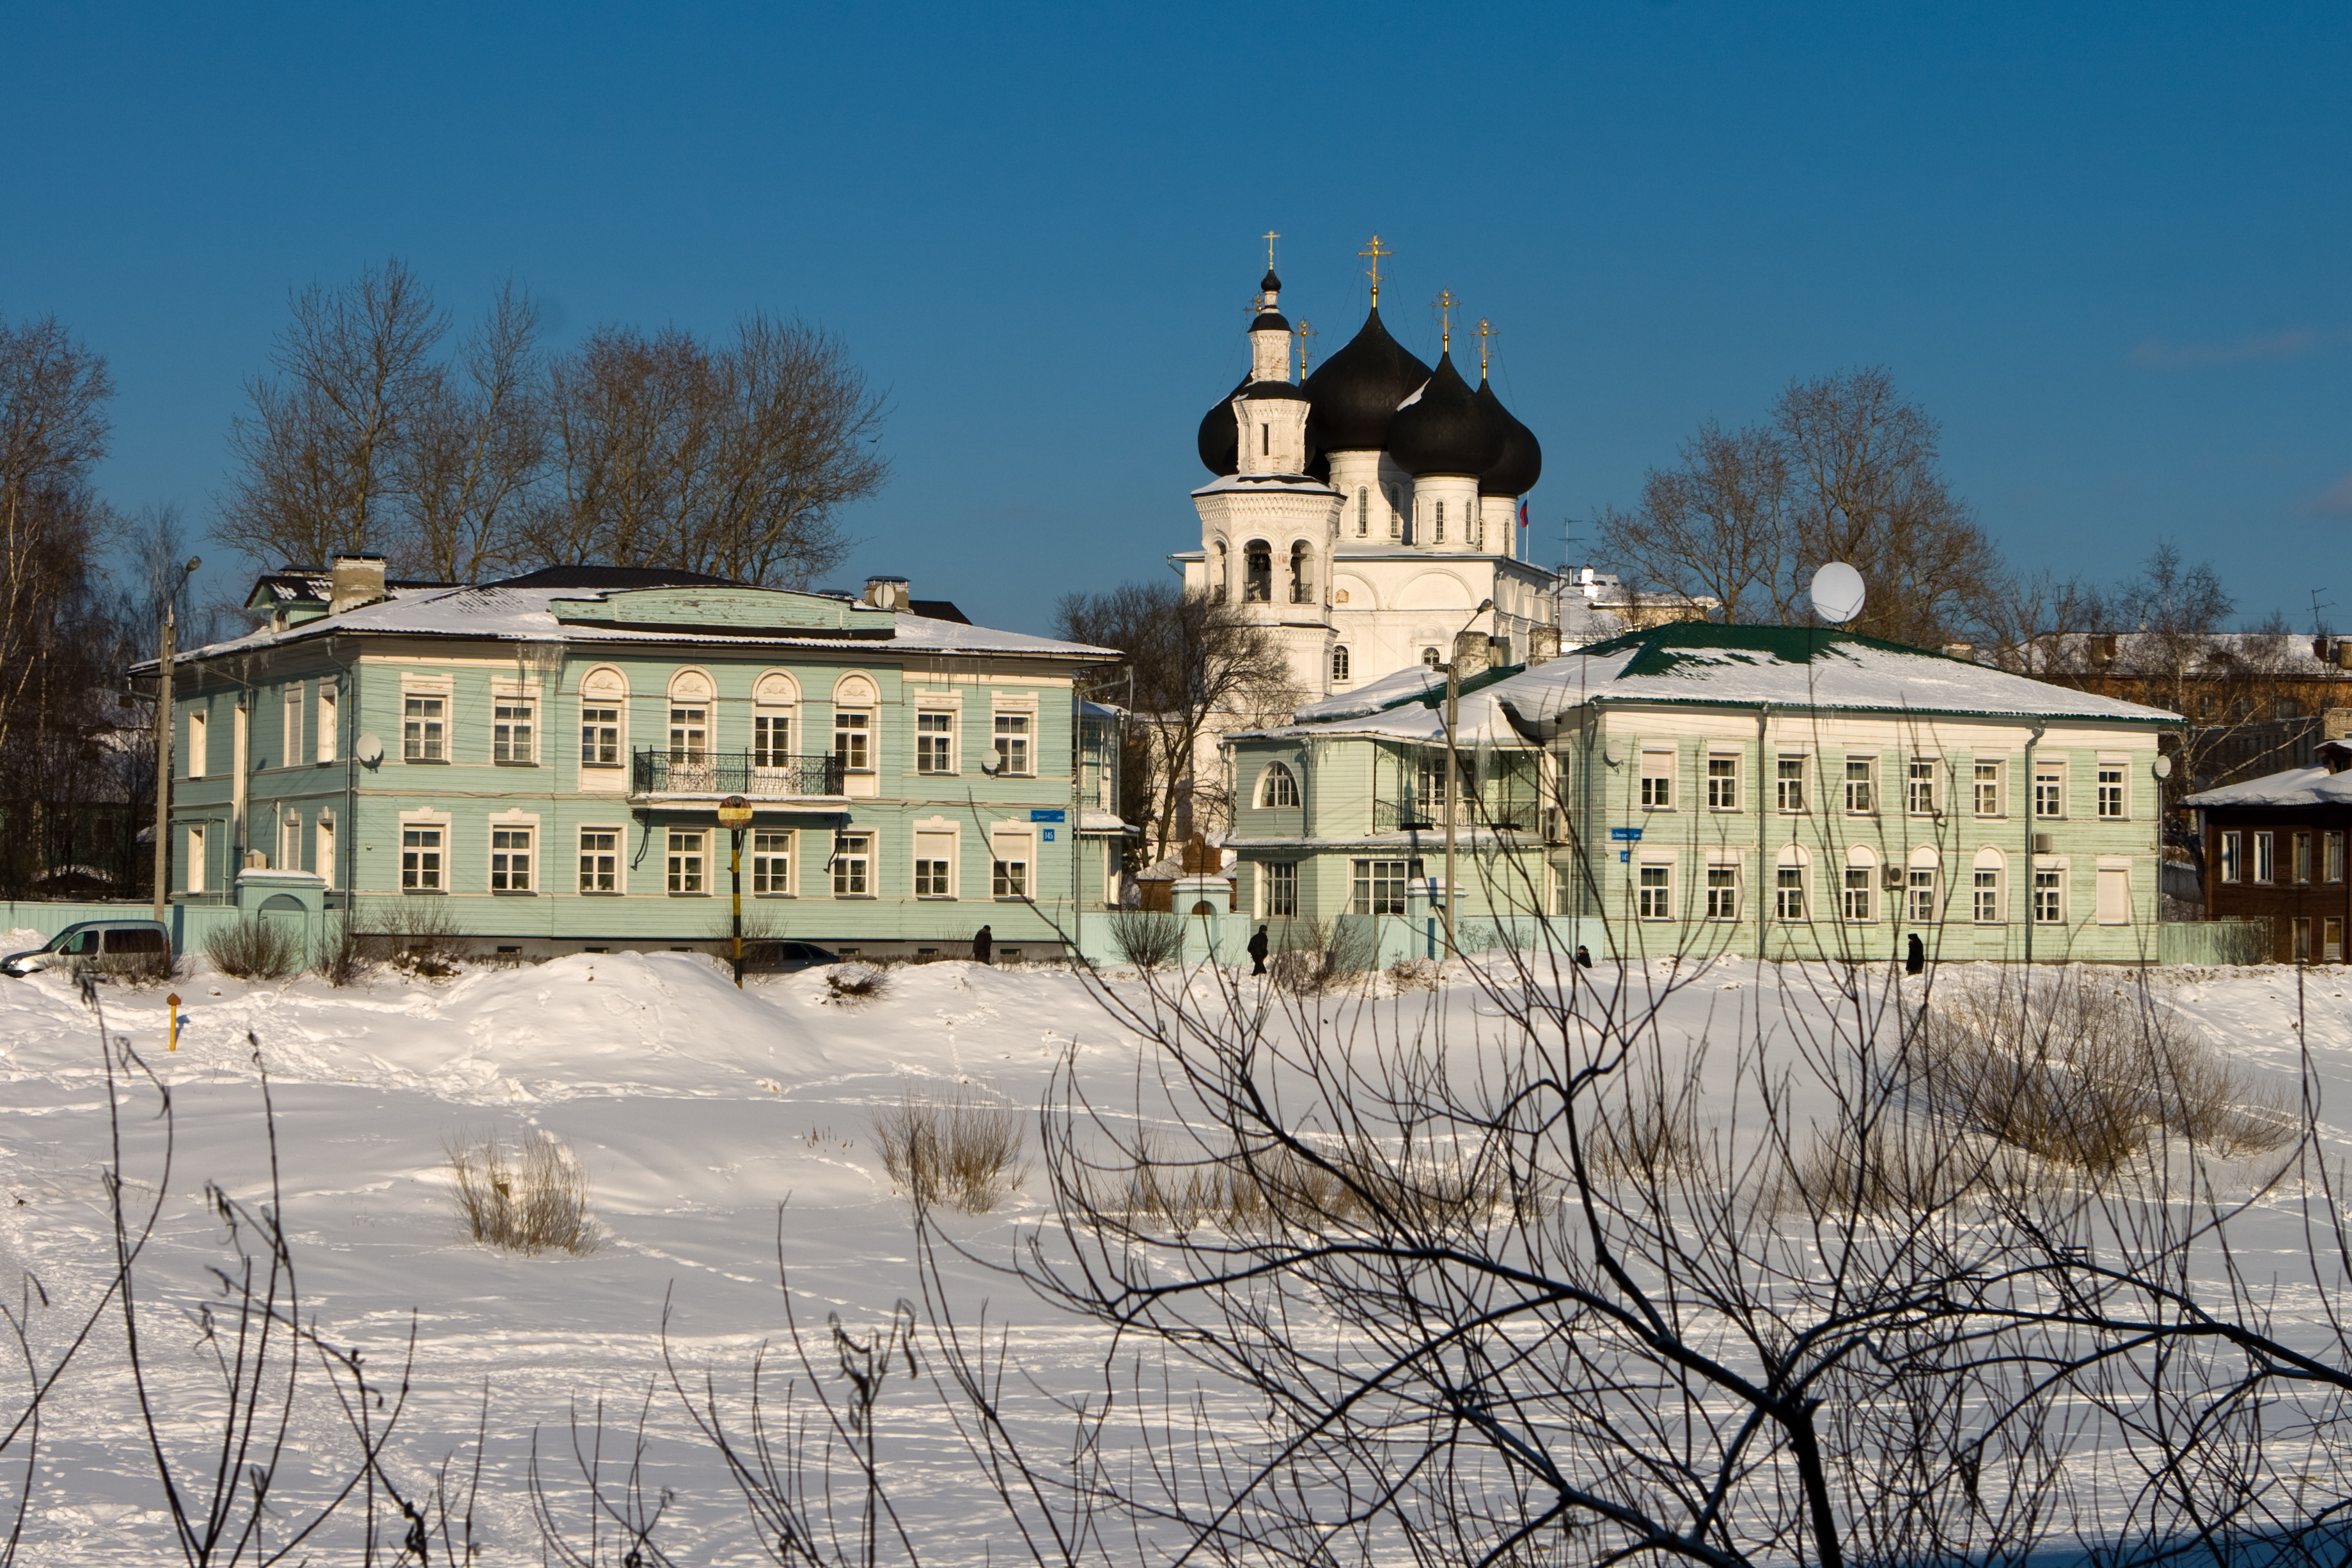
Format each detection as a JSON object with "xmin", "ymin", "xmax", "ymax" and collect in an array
[{"xmin": 2158, "ymin": 919, "xmax": 2273, "ymax": 966}]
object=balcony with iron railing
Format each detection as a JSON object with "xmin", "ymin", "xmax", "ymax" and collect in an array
[{"xmin": 630, "ymin": 749, "xmax": 846, "ymax": 799}]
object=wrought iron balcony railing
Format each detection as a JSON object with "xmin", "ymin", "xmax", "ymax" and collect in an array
[{"xmin": 630, "ymin": 749, "xmax": 846, "ymax": 798}]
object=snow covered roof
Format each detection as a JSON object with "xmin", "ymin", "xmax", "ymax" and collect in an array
[
  {"xmin": 1237, "ymin": 623, "xmax": 2181, "ymax": 749},
  {"xmin": 1189, "ymin": 472, "xmax": 1339, "ymax": 498},
  {"xmin": 2184, "ymin": 747, "xmax": 2352, "ymax": 808},
  {"xmin": 142, "ymin": 576, "xmax": 1115, "ymax": 669}
]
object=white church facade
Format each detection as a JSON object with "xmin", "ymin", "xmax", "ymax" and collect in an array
[{"xmin": 1171, "ymin": 247, "xmax": 1563, "ymax": 705}]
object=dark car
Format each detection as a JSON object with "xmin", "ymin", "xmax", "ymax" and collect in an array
[
  {"xmin": 1, "ymin": 919, "xmax": 173, "ymax": 978},
  {"xmin": 742, "ymin": 939, "xmax": 840, "ymax": 975}
]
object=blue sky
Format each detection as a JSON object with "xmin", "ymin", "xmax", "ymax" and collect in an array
[{"xmin": 4, "ymin": 3, "xmax": 2347, "ymax": 634}]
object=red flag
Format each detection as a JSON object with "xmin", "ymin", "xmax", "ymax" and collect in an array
[{"xmin": 1517, "ymin": 501, "xmax": 1529, "ymax": 529}]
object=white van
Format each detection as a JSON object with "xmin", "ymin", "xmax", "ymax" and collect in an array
[{"xmin": 1, "ymin": 920, "xmax": 173, "ymax": 977}]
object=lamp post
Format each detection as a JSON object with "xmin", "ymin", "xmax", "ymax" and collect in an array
[
  {"xmin": 1439, "ymin": 598, "xmax": 1496, "ymax": 959},
  {"xmin": 718, "ymin": 795, "xmax": 753, "ymax": 987},
  {"xmin": 152, "ymin": 555, "xmax": 201, "ymax": 924}
]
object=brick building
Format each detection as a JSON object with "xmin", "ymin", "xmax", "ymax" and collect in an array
[{"xmin": 2182, "ymin": 740, "xmax": 2352, "ymax": 963}]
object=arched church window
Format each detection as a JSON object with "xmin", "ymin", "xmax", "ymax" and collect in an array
[
  {"xmin": 1257, "ymin": 763, "xmax": 1299, "ymax": 808},
  {"xmin": 1244, "ymin": 540, "xmax": 1273, "ymax": 602},
  {"xmin": 1472, "ymin": 509, "xmax": 1483, "ymax": 548},
  {"xmin": 1331, "ymin": 645, "xmax": 1351, "ymax": 684},
  {"xmin": 1214, "ymin": 540, "xmax": 1229, "ymax": 603},
  {"xmin": 1434, "ymin": 500, "xmax": 1446, "ymax": 542},
  {"xmin": 1356, "ymin": 488, "xmax": 1368, "ymax": 537},
  {"xmin": 1422, "ymin": 647, "xmax": 1441, "ymax": 667},
  {"xmin": 1289, "ymin": 542, "xmax": 1313, "ymax": 604},
  {"xmin": 1387, "ymin": 489, "xmax": 1402, "ymax": 538}
]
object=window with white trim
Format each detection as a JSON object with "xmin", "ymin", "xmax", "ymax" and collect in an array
[
  {"xmin": 1843, "ymin": 756, "xmax": 1876, "ymax": 814},
  {"xmin": 186, "ymin": 824, "xmax": 206, "ymax": 892},
  {"xmin": 1973, "ymin": 850, "xmax": 2005, "ymax": 924},
  {"xmin": 1258, "ymin": 764, "xmax": 1299, "ymax": 808},
  {"xmin": 1775, "ymin": 863, "xmax": 1807, "ymax": 921},
  {"xmin": 1352, "ymin": 858, "xmax": 1417, "ymax": 916},
  {"xmin": 283, "ymin": 686, "xmax": 302, "ymax": 769},
  {"xmin": 913, "ymin": 829, "xmax": 954, "ymax": 898},
  {"xmin": 1704, "ymin": 864, "xmax": 1739, "ymax": 920},
  {"xmin": 1973, "ymin": 758, "xmax": 2003, "ymax": 817},
  {"xmin": 2219, "ymin": 831, "xmax": 2240, "ymax": 883},
  {"xmin": 1908, "ymin": 758, "xmax": 1938, "ymax": 817},
  {"xmin": 581, "ymin": 707, "xmax": 620, "ymax": 767},
  {"xmin": 1843, "ymin": 859, "xmax": 1875, "ymax": 922},
  {"xmin": 993, "ymin": 714, "xmax": 1032, "ymax": 776},
  {"xmin": 753, "ymin": 830, "xmax": 794, "ymax": 895},
  {"xmin": 1266, "ymin": 861, "xmax": 1298, "ymax": 918},
  {"xmin": 1331, "ymin": 645, "xmax": 1351, "ymax": 684},
  {"xmin": 579, "ymin": 829, "xmax": 619, "ymax": 894},
  {"xmin": 1639, "ymin": 748, "xmax": 1674, "ymax": 810},
  {"xmin": 1636, "ymin": 862, "xmax": 1673, "ymax": 920},
  {"xmin": 188, "ymin": 709, "xmax": 207, "ymax": 777},
  {"xmin": 2254, "ymin": 831, "xmax": 2275, "ymax": 884},
  {"xmin": 2033, "ymin": 759, "xmax": 2066, "ymax": 819},
  {"xmin": 490, "ymin": 826, "xmax": 533, "ymax": 891},
  {"xmin": 2296, "ymin": 831, "xmax": 2314, "ymax": 884},
  {"xmin": 991, "ymin": 831, "xmax": 1030, "ymax": 899},
  {"xmin": 667, "ymin": 829, "xmax": 707, "ymax": 895},
  {"xmin": 754, "ymin": 713, "xmax": 793, "ymax": 768},
  {"xmin": 2329, "ymin": 831, "xmax": 2346, "ymax": 882},
  {"xmin": 1705, "ymin": 755, "xmax": 1739, "ymax": 811},
  {"xmin": 1908, "ymin": 863, "xmax": 1938, "ymax": 925},
  {"xmin": 2096, "ymin": 763, "xmax": 2127, "ymax": 820},
  {"xmin": 916, "ymin": 711, "xmax": 955, "ymax": 772},
  {"xmin": 833, "ymin": 832, "xmax": 872, "ymax": 896},
  {"xmin": 2033, "ymin": 866, "xmax": 2065, "ymax": 924},
  {"xmin": 669, "ymin": 706, "xmax": 708, "ymax": 764},
  {"xmin": 1776, "ymin": 755, "xmax": 1807, "ymax": 813},
  {"xmin": 404, "ymin": 696, "xmax": 445, "ymax": 762},
  {"xmin": 317, "ymin": 685, "xmax": 338, "ymax": 762},
  {"xmin": 279, "ymin": 811, "xmax": 301, "ymax": 872},
  {"xmin": 494, "ymin": 699, "xmax": 535, "ymax": 764},
  {"xmin": 402, "ymin": 826, "xmax": 444, "ymax": 891},
  {"xmin": 834, "ymin": 710, "xmax": 871, "ymax": 772}
]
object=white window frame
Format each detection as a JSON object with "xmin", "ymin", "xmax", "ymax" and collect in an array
[
  {"xmin": 1704, "ymin": 861, "xmax": 1739, "ymax": 921},
  {"xmin": 913, "ymin": 825, "xmax": 955, "ymax": 899},
  {"xmin": 1258, "ymin": 763, "xmax": 1299, "ymax": 808},
  {"xmin": 833, "ymin": 831, "xmax": 874, "ymax": 897},
  {"xmin": 1639, "ymin": 746, "xmax": 1675, "ymax": 811},
  {"xmin": 1908, "ymin": 757, "xmax": 1939, "ymax": 818},
  {"xmin": 1331, "ymin": 645, "xmax": 1352, "ymax": 684},
  {"xmin": 2218, "ymin": 831, "xmax": 2240, "ymax": 883},
  {"xmin": 1843, "ymin": 755, "xmax": 1876, "ymax": 815},
  {"xmin": 1705, "ymin": 752, "xmax": 1740, "ymax": 812},
  {"xmin": 991, "ymin": 828, "xmax": 1033, "ymax": 900},
  {"xmin": 186, "ymin": 823, "xmax": 206, "ymax": 892},
  {"xmin": 754, "ymin": 828, "xmax": 796, "ymax": 897},
  {"xmin": 401, "ymin": 820, "xmax": 448, "ymax": 892},
  {"xmin": 1907, "ymin": 861, "xmax": 1939, "ymax": 925},
  {"xmin": 2033, "ymin": 865, "xmax": 2066, "ymax": 925},
  {"xmin": 490, "ymin": 823, "xmax": 535, "ymax": 893},
  {"xmin": 1265, "ymin": 860, "xmax": 1299, "ymax": 918},
  {"xmin": 834, "ymin": 709, "xmax": 873, "ymax": 774},
  {"xmin": 1775, "ymin": 754, "xmax": 1807, "ymax": 814},
  {"xmin": 493, "ymin": 693, "xmax": 538, "ymax": 766},
  {"xmin": 1842, "ymin": 854, "xmax": 1876, "ymax": 923},
  {"xmin": 2033, "ymin": 759, "xmax": 2067, "ymax": 820},
  {"xmin": 282, "ymin": 686, "xmax": 302, "ymax": 770},
  {"xmin": 404, "ymin": 694, "xmax": 448, "ymax": 763},
  {"xmin": 187, "ymin": 709, "xmax": 208, "ymax": 778},
  {"xmin": 1636, "ymin": 859, "xmax": 1674, "ymax": 920},
  {"xmin": 993, "ymin": 713, "xmax": 1033, "ymax": 777},
  {"xmin": 578, "ymin": 826, "xmax": 623, "ymax": 895},
  {"xmin": 315, "ymin": 813, "xmax": 336, "ymax": 890},
  {"xmin": 667, "ymin": 829, "xmax": 709, "ymax": 895},
  {"xmin": 278, "ymin": 810, "xmax": 302, "ymax": 873},
  {"xmin": 2253, "ymin": 830, "xmax": 2275, "ymax": 884},
  {"xmin": 580, "ymin": 703, "xmax": 623, "ymax": 769},
  {"xmin": 1972, "ymin": 851, "xmax": 2005, "ymax": 925},
  {"xmin": 316, "ymin": 684, "xmax": 338, "ymax": 763},
  {"xmin": 1352, "ymin": 858, "xmax": 1416, "ymax": 916},
  {"xmin": 1972, "ymin": 757, "xmax": 2003, "ymax": 818},
  {"xmin": 916, "ymin": 709, "xmax": 957, "ymax": 774},
  {"xmin": 2096, "ymin": 758, "xmax": 2128, "ymax": 820}
]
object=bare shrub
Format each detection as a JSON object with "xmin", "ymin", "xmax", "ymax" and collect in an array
[
  {"xmin": 205, "ymin": 916, "xmax": 301, "ymax": 980},
  {"xmin": 361, "ymin": 895, "xmax": 470, "ymax": 976},
  {"xmin": 874, "ymin": 1081, "xmax": 1025, "ymax": 1214},
  {"xmin": 1913, "ymin": 971, "xmax": 2292, "ymax": 1168},
  {"xmin": 1586, "ymin": 1068, "xmax": 1707, "ymax": 1185},
  {"xmin": 1098, "ymin": 1134, "xmax": 1528, "ymax": 1237},
  {"xmin": 823, "ymin": 962, "xmax": 888, "ymax": 1006},
  {"xmin": 313, "ymin": 911, "xmax": 366, "ymax": 986},
  {"xmin": 445, "ymin": 1128, "xmax": 596, "ymax": 1255},
  {"xmin": 1387, "ymin": 957, "xmax": 1441, "ymax": 992},
  {"xmin": 1266, "ymin": 916, "xmax": 1374, "ymax": 997},
  {"xmin": 82, "ymin": 948, "xmax": 178, "ymax": 985},
  {"xmin": 1780, "ymin": 1125, "xmax": 2014, "ymax": 1218},
  {"xmin": 1109, "ymin": 909, "xmax": 1183, "ymax": 969}
]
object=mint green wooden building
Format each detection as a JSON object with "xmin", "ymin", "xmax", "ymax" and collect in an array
[
  {"xmin": 1224, "ymin": 623, "xmax": 2183, "ymax": 966},
  {"xmin": 144, "ymin": 561, "xmax": 1123, "ymax": 961}
]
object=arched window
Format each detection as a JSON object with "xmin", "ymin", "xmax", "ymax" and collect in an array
[
  {"xmin": 1775, "ymin": 844, "xmax": 1810, "ymax": 922},
  {"xmin": 1972, "ymin": 845, "xmax": 2006, "ymax": 925},
  {"xmin": 1257, "ymin": 763, "xmax": 1299, "ymax": 808},
  {"xmin": 1244, "ymin": 540, "xmax": 1273, "ymax": 602},
  {"xmin": 1422, "ymin": 647, "xmax": 1441, "ymax": 667},
  {"xmin": 1289, "ymin": 542, "xmax": 1313, "ymax": 604},
  {"xmin": 1471, "ymin": 508, "xmax": 1483, "ymax": 548},
  {"xmin": 1842, "ymin": 845, "xmax": 1878, "ymax": 923},
  {"xmin": 1907, "ymin": 845, "xmax": 1942, "ymax": 925},
  {"xmin": 1434, "ymin": 499, "xmax": 1446, "ymax": 542},
  {"xmin": 1387, "ymin": 488, "xmax": 1402, "ymax": 538},
  {"xmin": 1356, "ymin": 487, "xmax": 1368, "ymax": 537},
  {"xmin": 1213, "ymin": 540, "xmax": 1229, "ymax": 603},
  {"xmin": 1331, "ymin": 645, "xmax": 1351, "ymax": 684}
]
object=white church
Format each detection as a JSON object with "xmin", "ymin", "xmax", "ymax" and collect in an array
[{"xmin": 1172, "ymin": 242, "xmax": 1563, "ymax": 702}]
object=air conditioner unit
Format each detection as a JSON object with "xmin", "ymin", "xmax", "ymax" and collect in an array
[
  {"xmin": 1881, "ymin": 864, "xmax": 1906, "ymax": 890},
  {"xmin": 2032, "ymin": 833, "xmax": 2056, "ymax": 855},
  {"xmin": 1544, "ymin": 806, "xmax": 1573, "ymax": 844}
]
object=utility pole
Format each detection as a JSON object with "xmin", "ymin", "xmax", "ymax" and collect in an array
[
  {"xmin": 1440, "ymin": 598, "xmax": 1495, "ymax": 959},
  {"xmin": 719, "ymin": 795, "xmax": 752, "ymax": 987},
  {"xmin": 151, "ymin": 555, "xmax": 200, "ymax": 924}
]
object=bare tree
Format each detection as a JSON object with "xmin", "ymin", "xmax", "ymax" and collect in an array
[
  {"xmin": 1055, "ymin": 583, "xmax": 1301, "ymax": 861},
  {"xmin": 527, "ymin": 315, "xmax": 885, "ymax": 587},
  {"xmin": 401, "ymin": 278, "xmax": 547, "ymax": 583},
  {"xmin": 1595, "ymin": 421, "xmax": 1792, "ymax": 625},
  {"xmin": 217, "ymin": 258, "xmax": 447, "ymax": 570}
]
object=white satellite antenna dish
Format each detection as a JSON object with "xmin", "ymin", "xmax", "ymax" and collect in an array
[
  {"xmin": 1809, "ymin": 561, "xmax": 1866, "ymax": 624},
  {"xmin": 354, "ymin": 734, "xmax": 384, "ymax": 765}
]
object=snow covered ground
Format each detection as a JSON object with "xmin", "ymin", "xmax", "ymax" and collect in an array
[{"xmin": 3, "ymin": 940, "xmax": 2351, "ymax": 1563}]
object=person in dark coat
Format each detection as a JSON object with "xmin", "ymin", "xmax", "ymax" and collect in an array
[
  {"xmin": 1574, "ymin": 945, "xmax": 1592, "ymax": 969},
  {"xmin": 1247, "ymin": 925, "xmax": 1270, "ymax": 975},
  {"xmin": 973, "ymin": 925, "xmax": 992, "ymax": 964},
  {"xmin": 1905, "ymin": 932, "xmax": 1925, "ymax": 975}
]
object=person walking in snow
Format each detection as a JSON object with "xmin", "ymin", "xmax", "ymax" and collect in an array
[
  {"xmin": 1906, "ymin": 932, "xmax": 1925, "ymax": 976},
  {"xmin": 1247, "ymin": 925, "xmax": 1270, "ymax": 975},
  {"xmin": 973, "ymin": 925, "xmax": 992, "ymax": 964}
]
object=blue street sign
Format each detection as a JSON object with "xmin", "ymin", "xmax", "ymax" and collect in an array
[
  {"xmin": 1609, "ymin": 827, "xmax": 1643, "ymax": 842},
  {"xmin": 1030, "ymin": 809, "xmax": 1066, "ymax": 823},
  {"xmin": 1042, "ymin": 828, "xmax": 1056, "ymax": 842},
  {"xmin": 1619, "ymin": 850, "xmax": 1631, "ymax": 863}
]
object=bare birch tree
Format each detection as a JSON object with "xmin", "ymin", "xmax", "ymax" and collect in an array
[
  {"xmin": 402, "ymin": 278, "xmax": 547, "ymax": 583},
  {"xmin": 1595, "ymin": 421, "xmax": 1792, "ymax": 624}
]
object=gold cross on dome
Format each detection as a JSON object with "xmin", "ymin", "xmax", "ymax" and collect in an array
[
  {"xmin": 1262, "ymin": 230, "xmax": 1280, "ymax": 271},
  {"xmin": 1360, "ymin": 234, "xmax": 1391, "ymax": 304},
  {"xmin": 1434, "ymin": 288, "xmax": 1458, "ymax": 352},
  {"xmin": 1296, "ymin": 318, "xmax": 1315, "ymax": 378},
  {"xmin": 1475, "ymin": 318, "xmax": 1495, "ymax": 379}
]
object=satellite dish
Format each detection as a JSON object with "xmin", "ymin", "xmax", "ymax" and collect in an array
[
  {"xmin": 354, "ymin": 734, "xmax": 384, "ymax": 765},
  {"xmin": 2152, "ymin": 755, "xmax": 2174, "ymax": 780},
  {"xmin": 1810, "ymin": 562, "xmax": 1866, "ymax": 624},
  {"xmin": 1602, "ymin": 739, "xmax": 1627, "ymax": 767}
]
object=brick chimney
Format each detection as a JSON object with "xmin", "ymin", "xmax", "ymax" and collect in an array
[
  {"xmin": 1452, "ymin": 629, "xmax": 1491, "ymax": 678},
  {"xmin": 328, "ymin": 554, "xmax": 387, "ymax": 615}
]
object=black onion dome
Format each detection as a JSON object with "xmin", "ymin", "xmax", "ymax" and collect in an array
[
  {"xmin": 1196, "ymin": 375, "xmax": 1244, "ymax": 476},
  {"xmin": 1237, "ymin": 377, "xmax": 1309, "ymax": 402},
  {"xmin": 1251, "ymin": 310, "xmax": 1290, "ymax": 333},
  {"xmin": 1303, "ymin": 307, "xmax": 1432, "ymax": 453},
  {"xmin": 1475, "ymin": 381, "xmax": 1542, "ymax": 496},
  {"xmin": 1388, "ymin": 352, "xmax": 1503, "ymax": 478},
  {"xmin": 1260, "ymin": 267, "xmax": 1282, "ymax": 294}
]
